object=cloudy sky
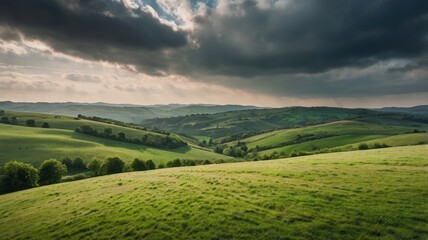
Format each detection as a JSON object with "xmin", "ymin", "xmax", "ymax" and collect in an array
[{"xmin": 0, "ymin": 0, "xmax": 427, "ymax": 107}]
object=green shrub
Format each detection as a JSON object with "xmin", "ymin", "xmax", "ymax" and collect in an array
[
  {"xmin": 183, "ymin": 160, "xmax": 196, "ymax": 166},
  {"xmin": 146, "ymin": 160, "xmax": 155, "ymax": 170},
  {"xmin": 168, "ymin": 159, "xmax": 182, "ymax": 168},
  {"xmin": 62, "ymin": 173, "xmax": 87, "ymax": 182},
  {"xmin": 87, "ymin": 159, "xmax": 102, "ymax": 176},
  {"xmin": 289, "ymin": 151, "xmax": 298, "ymax": 157},
  {"xmin": 358, "ymin": 143, "xmax": 369, "ymax": 150},
  {"xmin": 1, "ymin": 116, "xmax": 9, "ymax": 124},
  {"xmin": 130, "ymin": 158, "xmax": 148, "ymax": 171},
  {"xmin": 202, "ymin": 160, "xmax": 212, "ymax": 165},
  {"xmin": 61, "ymin": 157, "xmax": 73, "ymax": 169},
  {"xmin": 100, "ymin": 157, "xmax": 125, "ymax": 175},
  {"xmin": 72, "ymin": 157, "xmax": 86, "ymax": 169},
  {"xmin": 39, "ymin": 159, "xmax": 67, "ymax": 186},
  {"xmin": 26, "ymin": 119, "xmax": 36, "ymax": 127},
  {"xmin": 1, "ymin": 161, "xmax": 39, "ymax": 193},
  {"xmin": 157, "ymin": 163, "xmax": 165, "ymax": 169}
]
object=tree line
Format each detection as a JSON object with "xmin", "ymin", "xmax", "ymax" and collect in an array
[
  {"xmin": 0, "ymin": 157, "xmax": 217, "ymax": 194},
  {"xmin": 75, "ymin": 125, "xmax": 187, "ymax": 149},
  {"xmin": 0, "ymin": 116, "xmax": 50, "ymax": 128}
]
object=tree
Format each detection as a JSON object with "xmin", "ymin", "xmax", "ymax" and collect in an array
[
  {"xmin": 222, "ymin": 147, "xmax": 235, "ymax": 156},
  {"xmin": 1, "ymin": 161, "xmax": 39, "ymax": 193},
  {"xmin": 1, "ymin": 116, "xmax": 9, "ymax": 124},
  {"xmin": 100, "ymin": 157, "xmax": 125, "ymax": 175},
  {"xmin": 42, "ymin": 122, "xmax": 50, "ymax": 128},
  {"xmin": 118, "ymin": 132, "xmax": 126, "ymax": 140},
  {"xmin": 87, "ymin": 159, "xmax": 102, "ymax": 176},
  {"xmin": 38, "ymin": 159, "xmax": 67, "ymax": 186},
  {"xmin": 167, "ymin": 159, "xmax": 182, "ymax": 168},
  {"xmin": 157, "ymin": 163, "xmax": 165, "ymax": 169},
  {"xmin": 10, "ymin": 116, "xmax": 18, "ymax": 124},
  {"xmin": 76, "ymin": 125, "xmax": 96, "ymax": 134},
  {"xmin": 146, "ymin": 159, "xmax": 155, "ymax": 170},
  {"xmin": 202, "ymin": 160, "xmax": 212, "ymax": 165},
  {"xmin": 183, "ymin": 160, "xmax": 196, "ymax": 166},
  {"xmin": 104, "ymin": 128, "xmax": 113, "ymax": 137},
  {"xmin": 141, "ymin": 135, "xmax": 148, "ymax": 144},
  {"xmin": 234, "ymin": 148, "xmax": 244, "ymax": 157},
  {"xmin": 61, "ymin": 157, "xmax": 73, "ymax": 168},
  {"xmin": 72, "ymin": 157, "xmax": 86, "ymax": 169},
  {"xmin": 26, "ymin": 119, "xmax": 36, "ymax": 127},
  {"xmin": 358, "ymin": 143, "xmax": 369, "ymax": 150},
  {"xmin": 130, "ymin": 158, "xmax": 147, "ymax": 171}
]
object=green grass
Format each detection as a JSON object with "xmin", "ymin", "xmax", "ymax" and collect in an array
[
  {"xmin": 0, "ymin": 145, "xmax": 427, "ymax": 239},
  {"xmin": 259, "ymin": 134, "xmax": 386, "ymax": 155},
  {"xmin": 235, "ymin": 120, "xmax": 426, "ymax": 152},
  {"xmin": 0, "ymin": 124, "xmax": 228, "ymax": 167},
  {"xmin": 1, "ymin": 110, "xmax": 164, "ymax": 139},
  {"xmin": 337, "ymin": 133, "xmax": 428, "ymax": 149},
  {"xmin": 142, "ymin": 106, "xmax": 428, "ymax": 139}
]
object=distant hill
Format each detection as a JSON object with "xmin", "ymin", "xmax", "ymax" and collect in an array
[
  {"xmin": 0, "ymin": 102, "xmax": 262, "ymax": 123},
  {"xmin": 142, "ymin": 106, "xmax": 428, "ymax": 140},
  {"xmin": 235, "ymin": 120, "xmax": 428, "ymax": 156},
  {"xmin": 0, "ymin": 110, "xmax": 228, "ymax": 166},
  {"xmin": 375, "ymin": 105, "xmax": 428, "ymax": 115}
]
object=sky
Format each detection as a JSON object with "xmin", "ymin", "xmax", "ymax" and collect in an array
[{"xmin": 0, "ymin": 0, "xmax": 427, "ymax": 107}]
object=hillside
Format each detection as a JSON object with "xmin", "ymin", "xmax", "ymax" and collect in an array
[
  {"xmin": 0, "ymin": 124, "xmax": 227, "ymax": 167},
  {"xmin": 376, "ymin": 105, "xmax": 428, "ymax": 116},
  {"xmin": 0, "ymin": 110, "xmax": 190, "ymax": 149},
  {"xmin": 0, "ymin": 102, "xmax": 261, "ymax": 123},
  {"xmin": 142, "ymin": 106, "xmax": 428, "ymax": 140},
  {"xmin": 233, "ymin": 120, "xmax": 428, "ymax": 155},
  {"xmin": 0, "ymin": 146, "xmax": 427, "ymax": 239},
  {"xmin": 0, "ymin": 111, "xmax": 228, "ymax": 166}
]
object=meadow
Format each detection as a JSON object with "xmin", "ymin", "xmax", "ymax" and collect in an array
[
  {"xmin": 0, "ymin": 124, "xmax": 227, "ymax": 167},
  {"xmin": 0, "ymin": 145, "xmax": 426, "ymax": 239},
  {"xmin": 0, "ymin": 110, "xmax": 163, "ymax": 138}
]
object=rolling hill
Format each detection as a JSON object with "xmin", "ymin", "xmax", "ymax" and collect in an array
[
  {"xmin": 0, "ymin": 102, "xmax": 262, "ymax": 123},
  {"xmin": 0, "ymin": 111, "xmax": 228, "ymax": 166},
  {"xmin": 0, "ymin": 145, "xmax": 426, "ymax": 239},
  {"xmin": 142, "ymin": 106, "xmax": 428, "ymax": 140},
  {"xmin": 376, "ymin": 105, "xmax": 428, "ymax": 116},
  {"xmin": 231, "ymin": 120, "xmax": 428, "ymax": 155}
]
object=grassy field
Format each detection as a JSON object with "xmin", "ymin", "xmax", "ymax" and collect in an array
[
  {"xmin": 142, "ymin": 106, "xmax": 428, "ymax": 139},
  {"xmin": 0, "ymin": 110, "xmax": 164, "ymax": 139},
  {"xmin": 0, "ymin": 124, "xmax": 228, "ymax": 167},
  {"xmin": 0, "ymin": 145, "xmax": 427, "ymax": 239},
  {"xmin": 258, "ymin": 134, "xmax": 385, "ymax": 155},
  {"xmin": 337, "ymin": 133, "xmax": 428, "ymax": 149},
  {"xmin": 233, "ymin": 120, "xmax": 427, "ymax": 152}
]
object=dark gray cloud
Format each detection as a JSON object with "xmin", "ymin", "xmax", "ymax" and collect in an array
[
  {"xmin": 208, "ymin": 65, "xmax": 428, "ymax": 98},
  {"xmin": 189, "ymin": 0, "xmax": 428, "ymax": 76},
  {"xmin": 0, "ymin": 0, "xmax": 427, "ymax": 99},
  {"xmin": 0, "ymin": 0, "xmax": 188, "ymax": 75}
]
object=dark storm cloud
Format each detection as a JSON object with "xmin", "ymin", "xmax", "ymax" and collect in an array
[
  {"xmin": 0, "ymin": 0, "xmax": 427, "ymax": 99},
  {"xmin": 189, "ymin": 0, "xmax": 428, "ymax": 76},
  {"xmin": 0, "ymin": 0, "xmax": 187, "ymax": 74}
]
